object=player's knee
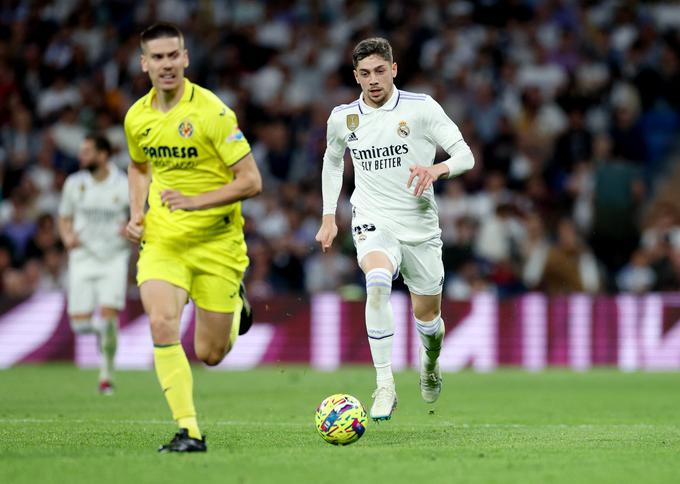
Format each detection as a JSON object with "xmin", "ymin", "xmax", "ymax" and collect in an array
[
  {"xmin": 365, "ymin": 268, "xmax": 392, "ymax": 307},
  {"xmin": 100, "ymin": 307, "xmax": 118, "ymax": 319},
  {"xmin": 148, "ymin": 311, "xmax": 179, "ymax": 341},
  {"xmin": 413, "ymin": 307, "xmax": 440, "ymax": 322}
]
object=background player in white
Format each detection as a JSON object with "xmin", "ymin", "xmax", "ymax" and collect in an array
[
  {"xmin": 58, "ymin": 134, "xmax": 130, "ymax": 395},
  {"xmin": 315, "ymin": 38, "xmax": 475, "ymax": 420}
]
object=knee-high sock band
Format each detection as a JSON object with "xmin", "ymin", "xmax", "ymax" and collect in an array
[
  {"xmin": 415, "ymin": 315, "xmax": 445, "ymax": 372},
  {"xmin": 153, "ymin": 343, "xmax": 201, "ymax": 439},
  {"xmin": 365, "ymin": 268, "xmax": 395, "ymax": 387}
]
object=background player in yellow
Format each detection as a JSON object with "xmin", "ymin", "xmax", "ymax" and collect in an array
[{"xmin": 123, "ymin": 23, "xmax": 262, "ymax": 453}]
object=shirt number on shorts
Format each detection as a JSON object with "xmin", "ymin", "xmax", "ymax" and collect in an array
[{"xmin": 353, "ymin": 223, "xmax": 376, "ymax": 236}]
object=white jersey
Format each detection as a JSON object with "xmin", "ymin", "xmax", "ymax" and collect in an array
[
  {"xmin": 59, "ymin": 163, "xmax": 130, "ymax": 261},
  {"xmin": 322, "ymin": 88, "xmax": 473, "ymax": 243}
]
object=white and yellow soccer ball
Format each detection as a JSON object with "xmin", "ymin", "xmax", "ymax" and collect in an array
[{"xmin": 315, "ymin": 393, "xmax": 368, "ymax": 445}]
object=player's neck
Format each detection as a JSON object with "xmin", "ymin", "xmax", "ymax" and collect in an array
[
  {"xmin": 153, "ymin": 80, "xmax": 185, "ymax": 112},
  {"xmin": 92, "ymin": 163, "xmax": 110, "ymax": 182},
  {"xmin": 362, "ymin": 85, "xmax": 395, "ymax": 109}
]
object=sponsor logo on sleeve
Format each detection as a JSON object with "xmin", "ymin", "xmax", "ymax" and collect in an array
[{"xmin": 227, "ymin": 126, "xmax": 244, "ymax": 143}]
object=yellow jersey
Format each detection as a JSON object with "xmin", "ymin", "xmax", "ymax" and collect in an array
[{"xmin": 124, "ymin": 78, "xmax": 251, "ymax": 240}]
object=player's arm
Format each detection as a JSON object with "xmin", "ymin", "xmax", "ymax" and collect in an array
[
  {"xmin": 407, "ymin": 97, "xmax": 475, "ymax": 197},
  {"xmin": 57, "ymin": 178, "xmax": 79, "ymax": 249},
  {"xmin": 315, "ymin": 115, "xmax": 346, "ymax": 252},
  {"xmin": 123, "ymin": 111, "xmax": 151, "ymax": 244},
  {"xmin": 57, "ymin": 216, "xmax": 79, "ymax": 250},
  {"xmin": 160, "ymin": 153, "xmax": 262, "ymax": 211},
  {"xmin": 126, "ymin": 159, "xmax": 150, "ymax": 243}
]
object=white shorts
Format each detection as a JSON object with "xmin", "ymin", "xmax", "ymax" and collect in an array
[
  {"xmin": 67, "ymin": 249, "xmax": 129, "ymax": 315},
  {"xmin": 351, "ymin": 212, "xmax": 444, "ymax": 296}
]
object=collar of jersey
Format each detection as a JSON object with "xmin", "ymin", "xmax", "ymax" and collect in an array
[
  {"xmin": 358, "ymin": 87, "xmax": 400, "ymax": 114},
  {"xmin": 144, "ymin": 78, "xmax": 194, "ymax": 108}
]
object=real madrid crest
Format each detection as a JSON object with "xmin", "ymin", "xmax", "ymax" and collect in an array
[
  {"xmin": 178, "ymin": 119, "xmax": 194, "ymax": 138},
  {"xmin": 397, "ymin": 120, "xmax": 410, "ymax": 138},
  {"xmin": 346, "ymin": 114, "xmax": 359, "ymax": 131}
]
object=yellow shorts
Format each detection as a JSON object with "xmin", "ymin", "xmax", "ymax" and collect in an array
[{"xmin": 137, "ymin": 234, "xmax": 248, "ymax": 313}]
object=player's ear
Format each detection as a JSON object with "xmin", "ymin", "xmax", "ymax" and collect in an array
[
  {"xmin": 140, "ymin": 54, "xmax": 148, "ymax": 73},
  {"xmin": 353, "ymin": 69, "xmax": 360, "ymax": 85},
  {"xmin": 392, "ymin": 62, "xmax": 398, "ymax": 79},
  {"xmin": 183, "ymin": 49, "xmax": 189, "ymax": 69}
]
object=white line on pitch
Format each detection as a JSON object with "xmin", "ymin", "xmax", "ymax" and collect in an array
[{"xmin": 0, "ymin": 418, "xmax": 666, "ymax": 429}]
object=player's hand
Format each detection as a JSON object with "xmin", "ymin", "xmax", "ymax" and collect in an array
[
  {"xmin": 126, "ymin": 213, "xmax": 144, "ymax": 244},
  {"xmin": 315, "ymin": 220, "xmax": 338, "ymax": 253},
  {"xmin": 160, "ymin": 189, "xmax": 197, "ymax": 212},
  {"xmin": 407, "ymin": 164, "xmax": 438, "ymax": 197},
  {"xmin": 62, "ymin": 232, "xmax": 80, "ymax": 250}
]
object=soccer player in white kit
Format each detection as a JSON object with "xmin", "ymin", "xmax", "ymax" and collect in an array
[
  {"xmin": 316, "ymin": 38, "xmax": 475, "ymax": 420},
  {"xmin": 58, "ymin": 134, "xmax": 130, "ymax": 395}
]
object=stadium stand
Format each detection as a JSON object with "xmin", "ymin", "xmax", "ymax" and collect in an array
[{"xmin": 1, "ymin": 0, "xmax": 680, "ymax": 305}]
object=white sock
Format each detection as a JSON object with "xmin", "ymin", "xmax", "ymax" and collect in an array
[
  {"xmin": 97, "ymin": 317, "xmax": 118, "ymax": 382},
  {"xmin": 365, "ymin": 268, "xmax": 395, "ymax": 388},
  {"xmin": 70, "ymin": 319, "xmax": 96, "ymax": 335},
  {"xmin": 415, "ymin": 315, "xmax": 445, "ymax": 372}
]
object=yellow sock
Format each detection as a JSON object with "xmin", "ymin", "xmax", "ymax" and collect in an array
[{"xmin": 153, "ymin": 343, "xmax": 201, "ymax": 439}]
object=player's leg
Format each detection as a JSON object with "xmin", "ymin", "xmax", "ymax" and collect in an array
[
  {"xmin": 140, "ymin": 280, "xmax": 205, "ymax": 452},
  {"xmin": 96, "ymin": 307, "xmax": 118, "ymax": 395},
  {"xmin": 354, "ymin": 222, "xmax": 402, "ymax": 420},
  {"xmin": 67, "ymin": 262, "xmax": 96, "ymax": 335},
  {"xmin": 94, "ymin": 255, "xmax": 128, "ymax": 394},
  {"xmin": 360, "ymin": 250, "xmax": 396, "ymax": 385},
  {"xmin": 193, "ymin": 307, "xmax": 237, "ymax": 366},
  {"xmin": 191, "ymin": 270, "xmax": 242, "ymax": 365},
  {"xmin": 67, "ymin": 261, "xmax": 103, "ymax": 391},
  {"xmin": 401, "ymin": 238, "xmax": 445, "ymax": 403},
  {"xmin": 411, "ymin": 292, "xmax": 444, "ymax": 403}
]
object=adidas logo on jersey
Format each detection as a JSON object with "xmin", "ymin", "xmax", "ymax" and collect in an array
[{"xmin": 347, "ymin": 132, "xmax": 359, "ymax": 142}]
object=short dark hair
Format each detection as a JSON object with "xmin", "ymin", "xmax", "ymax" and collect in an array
[
  {"xmin": 352, "ymin": 37, "xmax": 393, "ymax": 68},
  {"xmin": 140, "ymin": 22, "xmax": 184, "ymax": 50},
  {"xmin": 85, "ymin": 134, "xmax": 112, "ymax": 156}
]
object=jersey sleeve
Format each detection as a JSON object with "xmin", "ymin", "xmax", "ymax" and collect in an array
[
  {"xmin": 208, "ymin": 105, "xmax": 251, "ymax": 167},
  {"xmin": 423, "ymin": 96, "xmax": 474, "ymax": 178},
  {"xmin": 124, "ymin": 110, "xmax": 146, "ymax": 163},
  {"xmin": 321, "ymin": 113, "xmax": 347, "ymax": 215},
  {"xmin": 58, "ymin": 177, "xmax": 75, "ymax": 217}
]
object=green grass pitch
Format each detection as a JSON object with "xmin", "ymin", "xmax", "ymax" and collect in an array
[{"xmin": 1, "ymin": 365, "xmax": 680, "ymax": 484}]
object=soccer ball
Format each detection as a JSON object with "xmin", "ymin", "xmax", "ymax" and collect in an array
[{"xmin": 315, "ymin": 393, "xmax": 368, "ymax": 445}]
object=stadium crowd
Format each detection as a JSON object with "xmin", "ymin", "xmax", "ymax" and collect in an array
[{"xmin": 2, "ymin": 0, "xmax": 680, "ymax": 303}]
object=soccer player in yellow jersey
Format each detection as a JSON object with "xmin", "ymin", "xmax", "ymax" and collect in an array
[{"xmin": 123, "ymin": 23, "xmax": 262, "ymax": 453}]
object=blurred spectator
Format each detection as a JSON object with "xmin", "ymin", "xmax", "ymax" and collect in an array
[
  {"xmin": 524, "ymin": 218, "xmax": 602, "ymax": 294},
  {"xmin": 305, "ymin": 244, "xmax": 354, "ymax": 294},
  {"xmin": 616, "ymin": 249, "xmax": 656, "ymax": 293},
  {"xmin": 37, "ymin": 74, "xmax": 81, "ymax": 121},
  {"xmin": 2, "ymin": 0, "xmax": 680, "ymax": 301},
  {"xmin": 1, "ymin": 188, "xmax": 37, "ymax": 264},
  {"xmin": 589, "ymin": 136, "xmax": 646, "ymax": 279}
]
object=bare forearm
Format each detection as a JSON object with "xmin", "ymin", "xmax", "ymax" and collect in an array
[
  {"xmin": 57, "ymin": 217, "xmax": 74, "ymax": 241},
  {"xmin": 191, "ymin": 173, "xmax": 261, "ymax": 210},
  {"xmin": 432, "ymin": 162, "xmax": 451, "ymax": 179},
  {"xmin": 321, "ymin": 214, "xmax": 336, "ymax": 226},
  {"xmin": 128, "ymin": 161, "xmax": 150, "ymax": 218}
]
